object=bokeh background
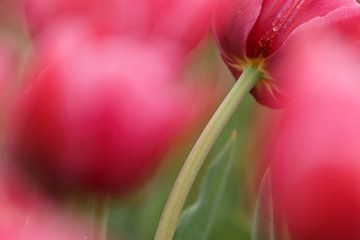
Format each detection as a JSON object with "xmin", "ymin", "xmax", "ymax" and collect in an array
[{"xmin": 0, "ymin": 1, "xmax": 281, "ymax": 239}]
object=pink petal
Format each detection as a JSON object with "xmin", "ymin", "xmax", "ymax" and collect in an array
[
  {"xmin": 25, "ymin": 0, "xmax": 216, "ymax": 54},
  {"xmin": 288, "ymin": 5, "xmax": 360, "ymax": 50},
  {"xmin": 247, "ymin": 0, "xmax": 357, "ymax": 58},
  {"xmin": 260, "ymin": 5, "xmax": 360, "ymax": 108},
  {"xmin": 213, "ymin": 0, "xmax": 263, "ymax": 66},
  {"xmin": 268, "ymin": 31, "xmax": 360, "ymax": 240},
  {"xmin": 153, "ymin": 0, "xmax": 219, "ymax": 53},
  {"xmin": 10, "ymin": 27, "xmax": 210, "ymax": 195}
]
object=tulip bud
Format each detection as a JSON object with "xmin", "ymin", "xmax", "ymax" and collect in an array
[
  {"xmin": 213, "ymin": 0, "xmax": 359, "ymax": 108},
  {"xmin": 150, "ymin": 0, "xmax": 219, "ymax": 53},
  {"xmin": 24, "ymin": 0, "xmax": 219, "ymax": 54},
  {"xmin": 8, "ymin": 29, "xmax": 207, "ymax": 196},
  {"xmin": 267, "ymin": 31, "xmax": 360, "ymax": 240}
]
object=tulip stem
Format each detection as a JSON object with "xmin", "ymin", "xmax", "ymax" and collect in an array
[
  {"xmin": 93, "ymin": 197, "xmax": 109, "ymax": 240},
  {"xmin": 154, "ymin": 65, "xmax": 262, "ymax": 240}
]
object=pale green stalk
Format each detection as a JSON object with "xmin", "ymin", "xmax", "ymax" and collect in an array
[{"xmin": 155, "ymin": 66, "xmax": 262, "ymax": 240}]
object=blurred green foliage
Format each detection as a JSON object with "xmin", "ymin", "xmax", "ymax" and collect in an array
[{"xmin": 174, "ymin": 131, "xmax": 237, "ymax": 240}]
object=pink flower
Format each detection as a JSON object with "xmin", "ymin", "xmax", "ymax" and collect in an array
[
  {"xmin": 267, "ymin": 30, "xmax": 360, "ymax": 240},
  {"xmin": 8, "ymin": 27, "xmax": 208, "ymax": 196},
  {"xmin": 213, "ymin": 0, "xmax": 359, "ymax": 108},
  {"xmin": 24, "ymin": 0, "xmax": 219, "ymax": 54}
]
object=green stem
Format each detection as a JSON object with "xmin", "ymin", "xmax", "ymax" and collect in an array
[
  {"xmin": 154, "ymin": 66, "xmax": 262, "ymax": 240},
  {"xmin": 93, "ymin": 197, "xmax": 109, "ymax": 240}
]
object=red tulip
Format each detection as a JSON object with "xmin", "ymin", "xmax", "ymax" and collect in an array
[
  {"xmin": 213, "ymin": 0, "xmax": 359, "ymax": 108},
  {"xmin": 8, "ymin": 28, "xmax": 208, "ymax": 196},
  {"xmin": 24, "ymin": 0, "xmax": 219, "ymax": 54},
  {"xmin": 268, "ymin": 30, "xmax": 360, "ymax": 240}
]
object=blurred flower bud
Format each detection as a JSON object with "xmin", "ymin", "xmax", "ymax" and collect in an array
[
  {"xmin": 149, "ymin": 0, "xmax": 220, "ymax": 53},
  {"xmin": 213, "ymin": 0, "xmax": 358, "ymax": 108},
  {"xmin": 8, "ymin": 30, "xmax": 209, "ymax": 196},
  {"xmin": 267, "ymin": 30, "xmax": 360, "ymax": 240},
  {"xmin": 24, "ymin": 0, "xmax": 219, "ymax": 54}
]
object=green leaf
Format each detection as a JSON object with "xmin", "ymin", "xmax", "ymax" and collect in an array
[
  {"xmin": 174, "ymin": 131, "xmax": 238, "ymax": 240},
  {"xmin": 251, "ymin": 169, "xmax": 275, "ymax": 240}
]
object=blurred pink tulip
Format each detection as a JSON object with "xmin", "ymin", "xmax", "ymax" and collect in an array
[
  {"xmin": 8, "ymin": 28, "xmax": 209, "ymax": 196},
  {"xmin": 24, "ymin": 0, "xmax": 219, "ymax": 54},
  {"xmin": 267, "ymin": 31, "xmax": 360, "ymax": 240},
  {"xmin": 213, "ymin": 0, "xmax": 359, "ymax": 108}
]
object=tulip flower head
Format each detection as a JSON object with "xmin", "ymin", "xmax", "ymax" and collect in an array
[
  {"xmin": 8, "ymin": 29, "xmax": 207, "ymax": 196},
  {"xmin": 267, "ymin": 30, "xmax": 360, "ymax": 240},
  {"xmin": 25, "ymin": 0, "xmax": 219, "ymax": 54},
  {"xmin": 213, "ymin": 0, "xmax": 359, "ymax": 107}
]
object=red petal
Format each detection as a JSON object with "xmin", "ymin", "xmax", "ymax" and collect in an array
[
  {"xmin": 213, "ymin": 0, "xmax": 263, "ymax": 62},
  {"xmin": 268, "ymin": 29, "xmax": 360, "ymax": 240},
  {"xmin": 247, "ymin": 0, "xmax": 356, "ymax": 58},
  {"xmin": 260, "ymin": 5, "xmax": 360, "ymax": 108}
]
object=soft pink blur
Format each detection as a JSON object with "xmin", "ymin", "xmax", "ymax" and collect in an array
[
  {"xmin": 8, "ymin": 26, "xmax": 210, "ymax": 196},
  {"xmin": 24, "ymin": 0, "xmax": 219, "ymax": 54},
  {"xmin": 0, "ymin": 40, "xmax": 16, "ymax": 117},
  {"xmin": 213, "ymin": 0, "xmax": 359, "ymax": 108},
  {"xmin": 0, "ymin": 169, "xmax": 90, "ymax": 240},
  {"xmin": 267, "ymin": 31, "xmax": 360, "ymax": 240}
]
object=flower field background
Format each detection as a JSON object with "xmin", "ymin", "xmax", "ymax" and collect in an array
[{"xmin": 1, "ymin": 1, "xmax": 360, "ymax": 240}]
